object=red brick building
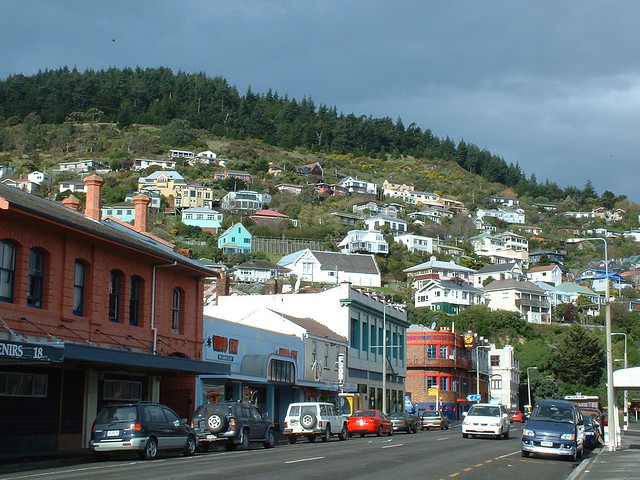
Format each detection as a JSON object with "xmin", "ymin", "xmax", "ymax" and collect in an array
[
  {"xmin": 0, "ymin": 176, "xmax": 228, "ymax": 456},
  {"xmin": 406, "ymin": 326, "xmax": 485, "ymax": 420}
]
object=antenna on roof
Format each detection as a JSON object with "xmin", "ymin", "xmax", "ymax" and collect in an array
[{"xmin": 430, "ymin": 321, "xmax": 437, "ymax": 330}]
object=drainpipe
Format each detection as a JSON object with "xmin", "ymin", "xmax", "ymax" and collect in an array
[{"xmin": 151, "ymin": 262, "xmax": 178, "ymax": 354}]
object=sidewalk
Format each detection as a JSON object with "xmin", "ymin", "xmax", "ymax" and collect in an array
[{"xmin": 571, "ymin": 422, "xmax": 640, "ymax": 480}]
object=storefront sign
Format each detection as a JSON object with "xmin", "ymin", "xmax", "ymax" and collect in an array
[{"xmin": 0, "ymin": 340, "xmax": 63, "ymax": 362}]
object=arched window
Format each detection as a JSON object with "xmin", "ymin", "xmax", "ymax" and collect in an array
[
  {"xmin": 27, "ymin": 248, "xmax": 46, "ymax": 308},
  {"xmin": 171, "ymin": 288, "xmax": 183, "ymax": 333},
  {"xmin": 109, "ymin": 270, "xmax": 124, "ymax": 322},
  {"xmin": 0, "ymin": 240, "xmax": 16, "ymax": 303},
  {"xmin": 73, "ymin": 260, "xmax": 87, "ymax": 316},
  {"xmin": 129, "ymin": 276, "xmax": 143, "ymax": 326}
]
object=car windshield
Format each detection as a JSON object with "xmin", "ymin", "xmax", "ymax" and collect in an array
[
  {"xmin": 468, "ymin": 406, "xmax": 500, "ymax": 417},
  {"xmin": 95, "ymin": 405, "xmax": 137, "ymax": 423},
  {"xmin": 530, "ymin": 405, "xmax": 574, "ymax": 423},
  {"xmin": 353, "ymin": 410, "xmax": 374, "ymax": 417}
]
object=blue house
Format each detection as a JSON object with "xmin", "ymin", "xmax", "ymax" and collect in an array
[
  {"xmin": 218, "ymin": 223, "xmax": 252, "ymax": 254},
  {"xmin": 182, "ymin": 207, "xmax": 223, "ymax": 234}
]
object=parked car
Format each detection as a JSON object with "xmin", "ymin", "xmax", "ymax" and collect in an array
[
  {"xmin": 420, "ymin": 411, "xmax": 450, "ymax": 430},
  {"xmin": 347, "ymin": 409, "xmax": 393, "ymax": 437},
  {"xmin": 510, "ymin": 410, "xmax": 525, "ymax": 423},
  {"xmin": 462, "ymin": 403, "xmax": 511, "ymax": 439},
  {"xmin": 521, "ymin": 399, "xmax": 585, "ymax": 461},
  {"xmin": 90, "ymin": 401, "xmax": 197, "ymax": 460},
  {"xmin": 283, "ymin": 402, "xmax": 348, "ymax": 444},
  {"xmin": 388, "ymin": 412, "xmax": 419, "ymax": 434},
  {"xmin": 583, "ymin": 414, "xmax": 600, "ymax": 449},
  {"xmin": 191, "ymin": 401, "xmax": 276, "ymax": 451}
]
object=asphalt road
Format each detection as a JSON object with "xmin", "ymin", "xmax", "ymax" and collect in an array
[{"xmin": 0, "ymin": 423, "xmax": 592, "ymax": 480}]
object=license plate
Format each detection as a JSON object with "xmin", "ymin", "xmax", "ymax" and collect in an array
[
  {"xmin": 207, "ymin": 434, "xmax": 216, "ymax": 440},
  {"xmin": 106, "ymin": 430, "xmax": 120, "ymax": 437},
  {"xmin": 541, "ymin": 440, "xmax": 553, "ymax": 447}
]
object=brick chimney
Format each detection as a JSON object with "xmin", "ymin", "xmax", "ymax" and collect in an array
[
  {"xmin": 132, "ymin": 194, "xmax": 151, "ymax": 233},
  {"xmin": 62, "ymin": 194, "xmax": 82, "ymax": 211},
  {"xmin": 216, "ymin": 274, "xmax": 230, "ymax": 300},
  {"xmin": 83, "ymin": 174, "xmax": 105, "ymax": 221}
]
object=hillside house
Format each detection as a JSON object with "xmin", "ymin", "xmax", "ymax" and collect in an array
[
  {"xmin": 220, "ymin": 190, "xmax": 271, "ymax": 214},
  {"xmin": 174, "ymin": 185, "xmax": 217, "ymax": 210},
  {"xmin": 337, "ymin": 176, "xmax": 377, "ymax": 196},
  {"xmin": 403, "ymin": 256, "xmax": 476, "ymax": 290},
  {"xmin": 218, "ymin": 223, "xmax": 252, "ymax": 254},
  {"xmin": 137, "ymin": 170, "xmax": 187, "ymax": 197},
  {"xmin": 363, "ymin": 214, "xmax": 407, "ymax": 234},
  {"xmin": 181, "ymin": 207, "xmax": 223, "ymax": 234},
  {"xmin": 526, "ymin": 264, "xmax": 564, "ymax": 286},
  {"xmin": 476, "ymin": 207, "xmax": 525, "ymax": 225},
  {"xmin": 213, "ymin": 170, "xmax": 253, "ymax": 185},
  {"xmin": 483, "ymin": 279, "xmax": 551, "ymax": 324},
  {"xmin": 57, "ymin": 159, "xmax": 107, "ymax": 172},
  {"xmin": 394, "ymin": 233, "xmax": 436, "ymax": 255},
  {"xmin": 227, "ymin": 259, "xmax": 292, "ymax": 283},
  {"xmin": 338, "ymin": 229, "xmax": 388, "ymax": 255},
  {"xmin": 278, "ymin": 249, "xmax": 382, "ymax": 287},
  {"xmin": 294, "ymin": 162, "xmax": 324, "ymax": 181},
  {"xmin": 473, "ymin": 263, "xmax": 524, "ymax": 288},
  {"xmin": 414, "ymin": 279, "xmax": 485, "ymax": 314},
  {"xmin": 1, "ymin": 178, "xmax": 36, "ymax": 193},
  {"xmin": 132, "ymin": 158, "xmax": 177, "ymax": 171}
]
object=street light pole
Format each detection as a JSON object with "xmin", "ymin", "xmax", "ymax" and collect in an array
[
  {"xmin": 382, "ymin": 302, "xmax": 387, "ymax": 414},
  {"xmin": 476, "ymin": 344, "xmax": 491, "ymax": 402},
  {"xmin": 566, "ymin": 237, "xmax": 616, "ymax": 451},
  {"xmin": 527, "ymin": 366, "xmax": 538, "ymax": 410},
  {"xmin": 613, "ymin": 332, "xmax": 628, "ymax": 430}
]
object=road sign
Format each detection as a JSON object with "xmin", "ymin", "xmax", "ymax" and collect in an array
[{"xmin": 467, "ymin": 394, "xmax": 481, "ymax": 402}]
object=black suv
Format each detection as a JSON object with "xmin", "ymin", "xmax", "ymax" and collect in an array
[
  {"xmin": 191, "ymin": 401, "xmax": 276, "ymax": 451},
  {"xmin": 90, "ymin": 401, "xmax": 197, "ymax": 460}
]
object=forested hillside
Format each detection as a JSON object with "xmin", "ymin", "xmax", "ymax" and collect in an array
[{"xmin": 0, "ymin": 66, "xmax": 628, "ymax": 206}]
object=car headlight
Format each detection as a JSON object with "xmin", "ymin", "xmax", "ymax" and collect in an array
[
  {"xmin": 560, "ymin": 433, "xmax": 575, "ymax": 440},
  {"xmin": 523, "ymin": 429, "xmax": 534, "ymax": 436}
]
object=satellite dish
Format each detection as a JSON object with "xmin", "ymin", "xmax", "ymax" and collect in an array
[{"xmin": 430, "ymin": 321, "xmax": 437, "ymax": 330}]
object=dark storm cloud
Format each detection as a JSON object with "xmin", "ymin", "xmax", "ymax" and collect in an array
[{"xmin": 2, "ymin": 0, "xmax": 639, "ymax": 201}]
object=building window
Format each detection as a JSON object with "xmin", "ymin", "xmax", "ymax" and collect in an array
[
  {"xmin": 129, "ymin": 276, "xmax": 142, "ymax": 326},
  {"xmin": 73, "ymin": 260, "xmax": 86, "ymax": 316},
  {"xmin": 0, "ymin": 240, "xmax": 16, "ymax": 302},
  {"xmin": 268, "ymin": 359, "xmax": 294, "ymax": 383},
  {"xmin": 350, "ymin": 318, "xmax": 360, "ymax": 349},
  {"xmin": 109, "ymin": 270, "xmax": 123, "ymax": 322},
  {"xmin": 172, "ymin": 288, "xmax": 183, "ymax": 333},
  {"xmin": 491, "ymin": 377, "xmax": 502, "ymax": 390},
  {"xmin": 27, "ymin": 248, "xmax": 46, "ymax": 308},
  {"xmin": 440, "ymin": 344, "xmax": 447, "ymax": 359},
  {"xmin": 439, "ymin": 377, "xmax": 447, "ymax": 391},
  {"xmin": 427, "ymin": 376, "xmax": 437, "ymax": 388},
  {"xmin": 103, "ymin": 379, "xmax": 142, "ymax": 401},
  {"xmin": 427, "ymin": 345, "xmax": 437, "ymax": 359},
  {"xmin": 0, "ymin": 372, "xmax": 47, "ymax": 397},
  {"xmin": 490, "ymin": 355, "xmax": 500, "ymax": 367},
  {"xmin": 362, "ymin": 322, "xmax": 369, "ymax": 351}
]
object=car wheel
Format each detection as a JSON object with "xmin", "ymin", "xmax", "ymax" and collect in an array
[
  {"xmin": 183, "ymin": 435, "xmax": 197, "ymax": 456},
  {"xmin": 206, "ymin": 412, "xmax": 227, "ymax": 434},
  {"xmin": 522, "ymin": 450, "xmax": 530, "ymax": 458},
  {"xmin": 263, "ymin": 428, "xmax": 276, "ymax": 448},
  {"xmin": 503, "ymin": 429, "xmax": 509, "ymax": 439},
  {"xmin": 462, "ymin": 433, "xmax": 468, "ymax": 439},
  {"xmin": 377, "ymin": 426, "xmax": 383, "ymax": 437},
  {"xmin": 239, "ymin": 429, "xmax": 250, "ymax": 450},
  {"xmin": 300, "ymin": 410, "xmax": 317, "ymax": 429},
  {"xmin": 307, "ymin": 434, "xmax": 316, "ymax": 443},
  {"xmin": 322, "ymin": 425, "xmax": 331, "ymax": 442},
  {"xmin": 288, "ymin": 435, "xmax": 297, "ymax": 444},
  {"xmin": 338, "ymin": 424, "xmax": 348, "ymax": 441},
  {"xmin": 387, "ymin": 427, "xmax": 393, "ymax": 436},
  {"xmin": 141, "ymin": 437, "xmax": 158, "ymax": 460}
]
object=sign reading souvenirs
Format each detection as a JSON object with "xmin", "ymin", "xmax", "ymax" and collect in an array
[{"xmin": 0, "ymin": 339, "xmax": 64, "ymax": 362}]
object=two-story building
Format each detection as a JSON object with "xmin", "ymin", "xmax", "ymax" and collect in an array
[
  {"xmin": 338, "ymin": 229, "xmax": 388, "ymax": 255},
  {"xmin": 0, "ymin": 178, "xmax": 228, "ymax": 457}
]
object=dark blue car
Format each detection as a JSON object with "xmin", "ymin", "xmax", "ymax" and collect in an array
[{"xmin": 521, "ymin": 399, "xmax": 585, "ymax": 461}]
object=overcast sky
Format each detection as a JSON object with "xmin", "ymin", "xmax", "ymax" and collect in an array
[{"xmin": 2, "ymin": 1, "xmax": 639, "ymax": 202}]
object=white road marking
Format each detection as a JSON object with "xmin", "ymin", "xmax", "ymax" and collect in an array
[{"xmin": 284, "ymin": 456, "xmax": 325, "ymax": 464}]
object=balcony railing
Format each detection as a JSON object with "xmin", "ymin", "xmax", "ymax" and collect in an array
[{"xmin": 407, "ymin": 357, "xmax": 471, "ymax": 369}]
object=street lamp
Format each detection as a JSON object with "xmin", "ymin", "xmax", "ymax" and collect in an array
[
  {"xmin": 476, "ymin": 343, "xmax": 491, "ymax": 402},
  {"xmin": 612, "ymin": 332, "xmax": 628, "ymax": 430},
  {"xmin": 526, "ymin": 366, "xmax": 538, "ymax": 411},
  {"xmin": 566, "ymin": 237, "xmax": 616, "ymax": 451}
]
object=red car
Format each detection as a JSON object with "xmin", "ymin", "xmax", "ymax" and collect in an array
[
  {"xmin": 510, "ymin": 410, "xmax": 525, "ymax": 423},
  {"xmin": 347, "ymin": 409, "xmax": 393, "ymax": 437}
]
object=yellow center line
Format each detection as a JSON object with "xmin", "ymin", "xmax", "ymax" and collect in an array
[
  {"xmin": 449, "ymin": 473, "xmax": 460, "ymax": 478},
  {"xmin": 463, "ymin": 468, "xmax": 472, "ymax": 472},
  {"xmin": 475, "ymin": 463, "xmax": 484, "ymax": 467}
]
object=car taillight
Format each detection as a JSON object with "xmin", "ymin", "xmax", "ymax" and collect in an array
[
  {"xmin": 319, "ymin": 420, "xmax": 323, "ymax": 428},
  {"xmin": 284, "ymin": 421, "xmax": 288, "ymax": 428},
  {"xmin": 91, "ymin": 425, "xmax": 96, "ymax": 433},
  {"xmin": 132, "ymin": 422, "xmax": 142, "ymax": 431},
  {"xmin": 230, "ymin": 418, "xmax": 237, "ymax": 431}
]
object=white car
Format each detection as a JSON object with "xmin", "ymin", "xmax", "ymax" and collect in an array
[
  {"xmin": 282, "ymin": 402, "xmax": 348, "ymax": 444},
  {"xmin": 462, "ymin": 403, "xmax": 511, "ymax": 439}
]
